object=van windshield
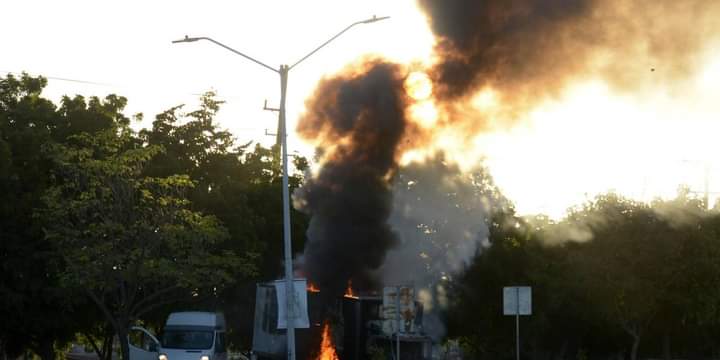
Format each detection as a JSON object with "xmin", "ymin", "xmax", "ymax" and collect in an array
[{"xmin": 161, "ymin": 330, "xmax": 214, "ymax": 349}]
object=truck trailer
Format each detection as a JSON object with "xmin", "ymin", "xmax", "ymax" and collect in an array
[{"xmin": 250, "ymin": 282, "xmax": 432, "ymax": 360}]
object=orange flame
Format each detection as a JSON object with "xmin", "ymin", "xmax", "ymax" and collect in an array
[
  {"xmin": 307, "ymin": 282, "xmax": 320, "ymax": 293},
  {"xmin": 344, "ymin": 280, "xmax": 358, "ymax": 299},
  {"xmin": 317, "ymin": 321, "xmax": 339, "ymax": 360}
]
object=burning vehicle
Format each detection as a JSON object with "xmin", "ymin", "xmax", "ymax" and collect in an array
[
  {"xmin": 248, "ymin": 0, "xmax": 720, "ymax": 358},
  {"xmin": 251, "ymin": 282, "xmax": 432, "ymax": 360}
]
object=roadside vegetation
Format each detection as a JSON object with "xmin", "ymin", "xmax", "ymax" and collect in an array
[
  {"xmin": 0, "ymin": 73, "xmax": 309, "ymax": 359},
  {"xmin": 2, "ymin": 73, "xmax": 720, "ymax": 360}
]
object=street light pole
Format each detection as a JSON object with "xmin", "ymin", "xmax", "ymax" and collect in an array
[
  {"xmin": 277, "ymin": 64, "xmax": 296, "ymax": 359},
  {"xmin": 173, "ymin": 16, "xmax": 389, "ymax": 360}
]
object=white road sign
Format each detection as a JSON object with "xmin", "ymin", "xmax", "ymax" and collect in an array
[
  {"xmin": 275, "ymin": 279, "xmax": 310, "ymax": 329},
  {"xmin": 503, "ymin": 286, "xmax": 532, "ymax": 316}
]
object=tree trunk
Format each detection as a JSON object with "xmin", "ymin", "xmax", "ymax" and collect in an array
[
  {"xmin": 85, "ymin": 332, "xmax": 104, "ymax": 360},
  {"xmin": 615, "ymin": 348, "xmax": 626, "ymax": 360},
  {"xmin": 117, "ymin": 327, "xmax": 130, "ymax": 360},
  {"xmin": 111, "ymin": 313, "xmax": 131, "ymax": 360},
  {"xmin": 553, "ymin": 340, "xmax": 568, "ymax": 360},
  {"xmin": 662, "ymin": 332, "xmax": 671, "ymax": 360},
  {"xmin": 103, "ymin": 332, "xmax": 114, "ymax": 360},
  {"xmin": 630, "ymin": 335, "xmax": 640, "ymax": 360},
  {"xmin": 37, "ymin": 337, "xmax": 55, "ymax": 360}
]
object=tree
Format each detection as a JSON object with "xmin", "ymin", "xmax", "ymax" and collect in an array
[
  {"xmin": 139, "ymin": 93, "xmax": 309, "ymax": 279},
  {"xmin": 0, "ymin": 73, "xmax": 86, "ymax": 360},
  {"xmin": 444, "ymin": 190, "xmax": 714, "ymax": 360},
  {"xmin": 565, "ymin": 194, "xmax": 683, "ymax": 360},
  {"xmin": 1, "ymin": 73, "xmax": 309, "ymax": 356},
  {"xmin": 138, "ymin": 95, "xmax": 310, "ymax": 348},
  {"xmin": 38, "ymin": 127, "xmax": 256, "ymax": 360},
  {"xmin": 648, "ymin": 193, "xmax": 720, "ymax": 359}
]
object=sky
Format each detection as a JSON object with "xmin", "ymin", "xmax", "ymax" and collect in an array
[
  {"xmin": 3, "ymin": 0, "xmax": 720, "ymax": 219},
  {"xmin": 2, "ymin": 0, "xmax": 433, "ymax": 151}
]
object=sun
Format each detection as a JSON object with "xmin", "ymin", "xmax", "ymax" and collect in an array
[{"xmin": 405, "ymin": 71, "xmax": 432, "ymax": 100}]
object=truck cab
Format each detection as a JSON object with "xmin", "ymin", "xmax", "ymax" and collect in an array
[{"xmin": 130, "ymin": 312, "xmax": 227, "ymax": 360}]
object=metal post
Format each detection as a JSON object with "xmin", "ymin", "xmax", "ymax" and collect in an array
[
  {"xmin": 396, "ymin": 334, "xmax": 401, "ymax": 360},
  {"xmin": 704, "ymin": 163, "xmax": 710, "ymax": 210},
  {"xmin": 396, "ymin": 286, "xmax": 401, "ymax": 360},
  {"xmin": 171, "ymin": 17, "xmax": 390, "ymax": 360},
  {"xmin": 515, "ymin": 287, "xmax": 520, "ymax": 360},
  {"xmin": 279, "ymin": 65, "xmax": 295, "ymax": 360}
]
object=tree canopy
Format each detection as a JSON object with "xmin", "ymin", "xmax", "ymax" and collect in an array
[
  {"xmin": 0, "ymin": 73, "xmax": 307, "ymax": 359},
  {"xmin": 447, "ymin": 191, "xmax": 720, "ymax": 360},
  {"xmin": 4, "ymin": 71, "xmax": 720, "ymax": 360}
]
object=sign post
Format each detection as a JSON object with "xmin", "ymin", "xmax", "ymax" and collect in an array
[
  {"xmin": 275, "ymin": 279, "xmax": 310, "ymax": 329},
  {"xmin": 503, "ymin": 286, "xmax": 531, "ymax": 360}
]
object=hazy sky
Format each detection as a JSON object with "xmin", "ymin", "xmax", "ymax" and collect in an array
[
  {"xmin": 2, "ymin": 0, "xmax": 433, "ymax": 153},
  {"xmin": 3, "ymin": 0, "xmax": 720, "ymax": 218}
]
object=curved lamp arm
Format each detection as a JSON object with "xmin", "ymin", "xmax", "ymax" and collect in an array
[
  {"xmin": 289, "ymin": 15, "xmax": 390, "ymax": 70},
  {"xmin": 172, "ymin": 36, "xmax": 279, "ymax": 74}
]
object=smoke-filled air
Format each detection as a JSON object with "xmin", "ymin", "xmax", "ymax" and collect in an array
[
  {"xmin": 6, "ymin": 1, "xmax": 720, "ymax": 359},
  {"xmin": 294, "ymin": 60, "xmax": 411, "ymax": 296},
  {"xmin": 412, "ymin": 0, "xmax": 720, "ymax": 218},
  {"xmin": 294, "ymin": 0, "xmax": 720, "ymax": 339}
]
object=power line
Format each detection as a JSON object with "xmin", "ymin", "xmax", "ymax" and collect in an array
[
  {"xmin": 0, "ymin": 70, "xmax": 113, "ymax": 86},
  {"xmin": 0, "ymin": 69, "xmax": 283, "ymax": 133},
  {"xmin": 0, "ymin": 70, "xmax": 253, "ymax": 101}
]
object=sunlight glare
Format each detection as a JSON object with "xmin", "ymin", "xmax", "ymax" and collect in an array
[
  {"xmin": 405, "ymin": 71, "xmax": 433, "ymax": 100},
  {"xmin": 464, "ymin": 77, "xmax": 720, "ymax": 219},
  {"xmin": 408, "ymin": 101, "xmax": 438, "ymax": 128}
]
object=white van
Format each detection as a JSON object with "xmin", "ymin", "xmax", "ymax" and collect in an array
[{"xmin": 129, "ymin": 312, "xmax": 227, "ymax": 360}]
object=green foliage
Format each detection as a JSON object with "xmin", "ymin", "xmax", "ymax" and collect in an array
[
  {"xmin": 1, "ymin": 73, "xmax": 304, "ymax": 357},
  {"xmin": 41, "ymin": 128, "xmax": 252, "ymax": 291},
  {"xmin": 447, "ymin": 190, "xmax": 720, "ymax": 359},
  {"xmin": 7, "ymin": 71, "xmax": 720, "ymax": 360},
  {"xmin": 37, "ymin": 125, "xmax": 255, "ymax": 360},
  {"xmin": 0, "ymin": 73, "xmax": 85, "ymax": 359},
  {"xmin": 135, "ymin": 92, "xmax": 310, "ymax": 348}
]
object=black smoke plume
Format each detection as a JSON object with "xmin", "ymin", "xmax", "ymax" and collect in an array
[
  {"xmin": 419, "ymin": 0, "xmax": 720, "ymax": 114},
  {"xmin": 420, "ymin": 0, "xmax": 592, "ymax": 101},
  {"xmin": 295, "ymin": 60, "xmax": 410, "ymax": 296},
  {"xmin": 295, "ymin": 0, "xmax": 720, "ymax": 299}
]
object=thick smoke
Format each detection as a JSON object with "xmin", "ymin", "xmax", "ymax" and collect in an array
[
  {"xmin": 383, "ymin": 158, "xmax": 496, "ymax": 284},
  {"xmin": 420, "ymin": 0, "xmax": 592, "ymax": 102},
  {"xmin": 420, "ymin": 0, "xmax": 720, "ymax": 117},
  {"xmin": 295, "ymin": 0, "xmax": 720, "ymax": 312},
  {"xmin": 380, "ymin": 155, "xmax": 506, "ymax": 338},
  {"xmin": 294, "ymin": 60, "xmax": 410, "ymax": 296}
]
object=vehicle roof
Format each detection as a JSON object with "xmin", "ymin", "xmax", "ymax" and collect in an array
[{"xmin": 166, "ymin": 312, "xmax": 226, "ymax": 329}]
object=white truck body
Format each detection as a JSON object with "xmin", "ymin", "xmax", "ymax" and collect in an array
[{"xmin": 129, "ymin": 312, "xmax": 227, "ymax": 360}]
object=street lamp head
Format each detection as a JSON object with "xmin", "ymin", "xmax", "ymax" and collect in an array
[
  {"xmin": 361, "ymin": 15, "xmax": 390, "ymax": 24},
  {"xmin": 171, "ymin": 35, "xmax": 201, "ymax": 44}
]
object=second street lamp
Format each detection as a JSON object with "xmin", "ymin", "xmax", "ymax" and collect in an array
[{"xmin": 172, "ymin": 15, "xmax": 389, "ymax": 360}]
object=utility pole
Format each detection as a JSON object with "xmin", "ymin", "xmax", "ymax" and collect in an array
[
  {"xmin": 681, "ymin": 160, "xmax": 716, "ymax": 210},
  {"xmin": 515, "ymin": 287, "xmax": 520, "ymax": 360},
  {"xmin": 278, "ymin": 64, "xmax": 296, "ymax": 357},
  {"xmin": 172, "ymin": 15, "xmax": 389, "ymax": 360},
  {"xmin": 704, "ymin": 162, "xmax": 710, "ymax": 209}
]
